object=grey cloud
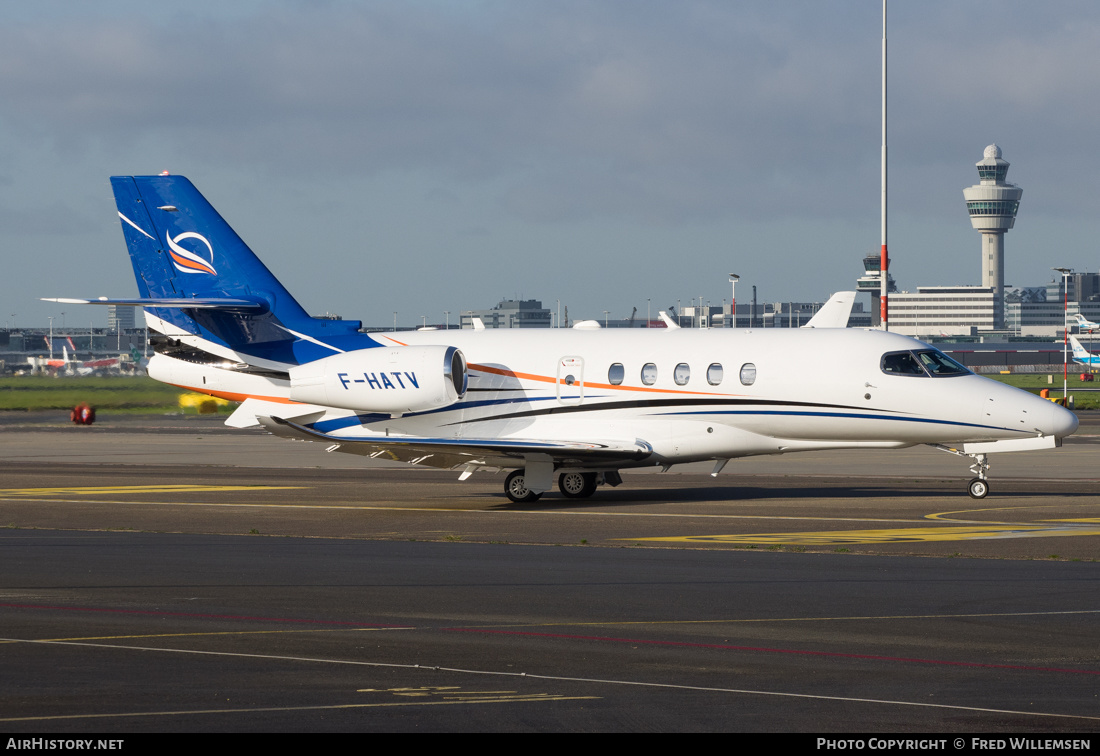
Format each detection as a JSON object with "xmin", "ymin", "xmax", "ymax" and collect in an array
[
  {"xmin": 0, "ymin": 1, "xmax": 888, "ymax": 223},
  {"xmin": 3, "ymin": 0, "xmax": 1100, "ymax": 329},
  {"xmin": 1, "ymin": 2, "xmax": 1094, "ymax": 199}
]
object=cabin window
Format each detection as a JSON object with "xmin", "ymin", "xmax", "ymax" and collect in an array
[
  {"xmin": 707, "ymin": 363, "xmax": 723, "ymax": 385},
  {"xmin": 641, "ymin": 363, "xmax": 658, "ymax": 385},
  {"xmin": 674, "ymin": 363, "xmax": 690, "ymax": 386},
  {"xmin": 739, "ymin": 363, "xmax": 756, "ymax": 386},
  {"xmin": 608, "ymin": 363, "xmax": 624, "ymax": 385}
]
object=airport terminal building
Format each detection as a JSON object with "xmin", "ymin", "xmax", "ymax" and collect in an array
[
  {"xmin": 460, "ymin": 299, "xmax": 552, "ymax": 329},
  {"xmin": 885, "ymin": 278, "xmax": 1100, "ymax": 338}
]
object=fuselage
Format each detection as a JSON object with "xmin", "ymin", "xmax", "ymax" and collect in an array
[
  {"xmin": 149, "ymin": 325, "xmax": 1076, "ymax": 469},
  {"xmin": 70, "ymin": 174, "xmax": 1079, "ymax": 499}
]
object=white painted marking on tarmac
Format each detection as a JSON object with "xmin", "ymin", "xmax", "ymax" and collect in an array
[{"xmin": 0, "ymin": 637, "xmax": 1098, "ymax": 724}]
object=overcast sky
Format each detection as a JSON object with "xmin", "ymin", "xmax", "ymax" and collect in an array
[{"xmin": 3, "ymin": 0, "xmax": 1099, "ymax": 328}]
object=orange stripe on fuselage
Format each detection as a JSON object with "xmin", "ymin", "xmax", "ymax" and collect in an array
[
  {"xmin": 379, "ymin": 337, "xmax": 740, "ymax": 397},
  {"xmin": 166, "ymin": 383, "xmax": 302, "ymax": 404},
  {"xmin": 168, "ymin": 357, "xmax": 740, "ymax": 405},
  {"xmin": 468, "ymin": 363, "xmax": 743, "ymax": 397}
]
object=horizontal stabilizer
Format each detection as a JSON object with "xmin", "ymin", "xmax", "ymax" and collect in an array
[
  {"xmin": 226, "ymin": 398, "xmax": 327, "ymax": 429},
  {"xmin": 42, "ymin": 297, "xmax": 265, "ymax": 311}
]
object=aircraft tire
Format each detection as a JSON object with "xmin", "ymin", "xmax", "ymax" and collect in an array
[
  {"xmin": 558, "ymin": 472, "xmax": 598, "ymax": 498},
  {"xmin": 967, "ymin": 478, "xmax": 989, "ymax": 499},
  {"xmin": 505, "ymin": 469, "xmax": 542, "ymax": 503}
]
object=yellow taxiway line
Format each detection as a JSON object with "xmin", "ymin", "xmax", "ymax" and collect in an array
[
  {"xmin": 632, "ymin": 523, "xmax": 1100, "ymax": 545},
  {"xmin": 0, "ymin": 485, "xmax": 303, "ymax": 496}
]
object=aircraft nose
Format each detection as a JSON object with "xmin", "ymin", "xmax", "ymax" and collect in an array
[{"xmin": 1047, "ymin": 400, "xmax": 1079, "ymax": 439}]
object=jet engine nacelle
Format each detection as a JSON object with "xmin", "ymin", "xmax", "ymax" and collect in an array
[{"xmin": 289, "ymin": 345, "xmax": 467, "ymax": 414}]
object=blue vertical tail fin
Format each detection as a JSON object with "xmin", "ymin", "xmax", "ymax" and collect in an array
[{"xmin": 110, "ymin": 175, "xmax": 365, "ymax": 364}]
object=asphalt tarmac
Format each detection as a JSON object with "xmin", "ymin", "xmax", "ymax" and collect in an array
[{"xmin": 1, "ymin": 411, "xmax": 1099, "ymax": 733}]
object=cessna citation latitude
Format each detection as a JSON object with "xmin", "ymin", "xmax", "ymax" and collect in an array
[{"xmin": 47, "ymin": 176, "xmax": 1078, "ymax": 501}]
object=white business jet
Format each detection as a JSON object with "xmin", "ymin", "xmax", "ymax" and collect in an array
[{"xmin": 47, "ymin": 176, "xmax": 1077, "ymax": 501}]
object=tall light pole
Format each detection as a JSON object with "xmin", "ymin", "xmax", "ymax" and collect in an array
[
  {"xmin": 603, "ymin": 310, "xmax": 610, "ymax": 329},
  {"xmin": 444, "ymin": 311, "xmax": 450, "ymax": 331},
  {"xmin": 47, "ymin": 316, "xmax": 54, "ymax": 360},
  {"xmin": 1054, "ymin": 267, "xmax": 1073, "ymax": 403},
  {"xmin": 880, "ymin": 0, "xmax": 890, "ymax": 331},
  {"xmin": 729, "ymin": 274, "xmax": 739, "ymax": 329},
  {"xmin": 647, "ymin": 298, "xmax": 651, "ymax": 328}
]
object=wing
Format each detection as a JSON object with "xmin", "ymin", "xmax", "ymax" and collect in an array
[{"xmin": 258, "ymin": 416, "xmax": 654, "ymax": 471}]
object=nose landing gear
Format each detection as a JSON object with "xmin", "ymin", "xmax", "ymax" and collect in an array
[{"xmin": 933, "ymin": 445, "xmax": 990, "ymax": 498}]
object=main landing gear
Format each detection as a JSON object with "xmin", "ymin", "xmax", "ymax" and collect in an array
[
  {"xmin": 557, "ymin": 471, "xmax": 599, "ymax": 499},
  {"xmin": 504, "ymin": 469, "xmax": 542, "ymax": 503},
  {"xmin": 932, "ymin": 445, "xmax": 990, "ymax": 499},
  {"xmin": 503, "ymin": 469, "xmax": 602, "ymax": 503}
]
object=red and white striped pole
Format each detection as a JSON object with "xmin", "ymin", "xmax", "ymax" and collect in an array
[{"xmin": 880, "ymin": 0, "xmax": 889, "ymax": 331}]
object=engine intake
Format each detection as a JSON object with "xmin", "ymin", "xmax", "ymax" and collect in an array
[{"xmin": 289, "ymin": 345, "xmax": 467, "ymax": 414}]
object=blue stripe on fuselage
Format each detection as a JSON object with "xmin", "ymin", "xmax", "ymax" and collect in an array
[
  {"xmin": 311, "ymin": 395, "xmax": 565, "ymax": 433},
  {"xmin": 655, "ymin": 409, "xmax": 1027, "ymax": 434}
]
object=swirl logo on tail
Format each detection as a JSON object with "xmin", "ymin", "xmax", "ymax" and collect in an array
[{"xmin": 166, "ymin": 231, "xmax": 217, "ymax": 276}]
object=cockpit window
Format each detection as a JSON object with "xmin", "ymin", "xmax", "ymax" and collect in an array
[
  {"xmin": 881, "ymin": 349, "xmax": 970, "ymax": 377},
  {"xmin": 882, "ymin": 351, "xmax": 926, "ymax": 376},
  {"xmin": 915, "ymin": 350, "xmax": 969, "ymax": 376}
]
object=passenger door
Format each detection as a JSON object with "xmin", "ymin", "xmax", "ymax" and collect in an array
[{"xmin": 556, "ymin": 356, "xmax": 584, "ymax": 406}]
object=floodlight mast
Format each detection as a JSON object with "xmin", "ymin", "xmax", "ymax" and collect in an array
[
  {"xmin": 1053, "ymin": 267, "xmax": 1073, "ymax": 403},
  {"xmin": 729, "ymin": 274, "xmax": 739, "ymax": 328},
  {"xmin": 880, "ymin": 0, "xmax": 889, "ymax": 331}
]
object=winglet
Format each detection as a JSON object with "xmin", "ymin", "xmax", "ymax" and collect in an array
[{"xmin": 803, "ymin": 291, "xmax": 856, "ymax": 329}]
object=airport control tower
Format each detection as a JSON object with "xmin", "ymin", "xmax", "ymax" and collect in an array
[{"xmin": 963, "ymin": 144, "xmax": 1022, "ymax": 330}]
